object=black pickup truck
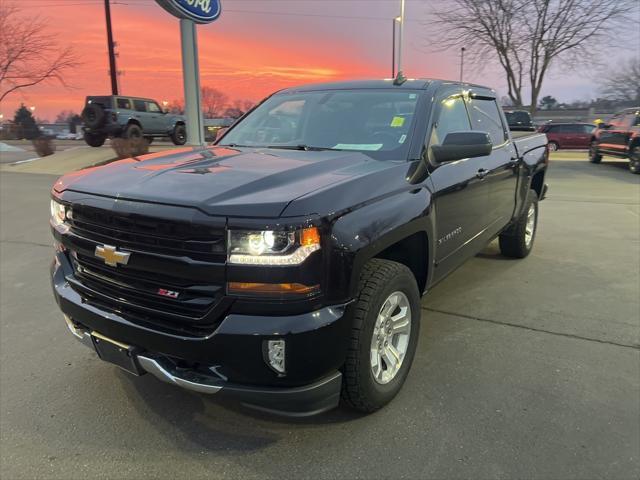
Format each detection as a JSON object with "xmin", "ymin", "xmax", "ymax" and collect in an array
[{"xmin": 50, "ymin": 79, "xmax": 548, "ymax": 416}]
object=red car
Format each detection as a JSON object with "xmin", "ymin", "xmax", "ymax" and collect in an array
[{"xmin": 537, "ymin": 123, "xmax": 596, "ymax": 151}]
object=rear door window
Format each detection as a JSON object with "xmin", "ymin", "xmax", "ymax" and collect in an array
[
  {"xmin": 116, "ymin": 98, "xmax": 131, "ymax": 110},
  {"xmin": 133, "ymin": 100, "xmax": 147, "ymax": 112},
  {"xmin": 467, "ymin": 98, "xmax": 507, "ymax": 146}
]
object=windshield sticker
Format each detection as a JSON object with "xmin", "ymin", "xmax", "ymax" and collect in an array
[
  {"xmin": 390, "ymin": 116, "xmax": 405, "ymax": 127},
  {"xmin": 409, "ymin": 94, "xmax": 417, "ymax": 99},
  {"xmin": 334, "ymin": 143, "xmax": 383, "ymax": 151},
  {"xmin": 399, "ymin": 134, "xmax": 407, "ymax": 144}
]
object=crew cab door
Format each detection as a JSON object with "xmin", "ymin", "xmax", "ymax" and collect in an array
[
  {"xmin": 466, "ymin": 95, "xmax": 519, "ymax": 232},
  {"xmin": 427, "ymin": 90, "xmax": 491, "ymax": 280},
  {"xmin": 599, "ymin": 114, "xmax": 626, "ymax": 154}
]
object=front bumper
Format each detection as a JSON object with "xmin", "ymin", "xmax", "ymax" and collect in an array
[{"xmin": 52, "ymin": 253, "xmax": 349, "ymax": 416}]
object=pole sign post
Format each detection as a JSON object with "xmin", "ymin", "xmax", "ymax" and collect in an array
[{"xmin": 155, "ymin": 0, "xmax": 222, "ymax": 146}]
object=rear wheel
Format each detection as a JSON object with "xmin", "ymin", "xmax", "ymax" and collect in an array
[
  {"xmin": 589, "ymin": 141, "xmax": 602, "ymax": 163},
  {"xmin": 123, "ymin": 123, "xmax": 143, "ymax": 139},
  {"xmin": 629, "ymin": 146, "xmax": 640, "ymax": 174},
  {"xmin": 171, "ymin": 124, "xmax": 187, "ymax": 145},
  {"xmin": 499, "ymin": 189, "xmax": 539, "ymax": 258},
  {"xmin": 341, "ymin": 259, "xmax": 421, "ymax": 413},
  {"xmin": 548, "ymin": 141, "xmax": 559, "ymax": 152},
  {"xmin": 83, "ymin": 131, "xmax": 106, "ymax": 147}
]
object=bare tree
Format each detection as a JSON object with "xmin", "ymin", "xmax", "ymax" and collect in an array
[
  {"xmin": 431, "ymin": 0, "xmax": 634, "ymax": 113},
  {"xmin": 200, "ymin": 86, "xmax": 228, "ymax": 118},
  {"xmin": 0, "ymin": 4, "xmax": 78, "ymax": 103},
  {"xmin": 600, "ymin": 57, "xmax": 640, "ymax": 103}
]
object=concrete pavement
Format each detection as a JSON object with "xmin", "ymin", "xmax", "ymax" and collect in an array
[{"xmin": 0, "ymin": 157, "xmax": 638, "ymax": 479}]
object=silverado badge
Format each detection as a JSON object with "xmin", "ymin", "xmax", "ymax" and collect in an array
[{"xmin": 95, "ymin": 244, "xmax": 131, "ymax": 267}]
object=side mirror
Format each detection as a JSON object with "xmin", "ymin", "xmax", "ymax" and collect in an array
[
  {"xmin": 431, "ymin": 131, "xmax": 492, "ymax": 163},
  {"xmin": 598, "ymin": 123, "xmax": 610, "ymax": 129}
]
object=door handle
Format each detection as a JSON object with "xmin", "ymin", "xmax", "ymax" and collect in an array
[{"xmin": 476, "ymin": 168, "xmax": 489, "ymax": 179}]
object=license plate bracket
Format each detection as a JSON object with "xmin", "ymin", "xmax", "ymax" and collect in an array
[{"xmin": 91, "ymin": 332, "xmax": 143, "ymax": 375}]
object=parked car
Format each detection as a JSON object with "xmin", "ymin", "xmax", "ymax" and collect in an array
[
  {"xmin": 81, "ymin": 95, "xmax": 187, "ymax": 147},
  {"xmin": 503, "ymin": 109, "xmax": 535, "ymax": 131},
  {"xmin": 51, "ymin": 79, "xmax": 548, "ymax": 416},
  {"xmin": 589, "ymin": 108, "xmax": 640, "ymax": 174},
  {"xmin": 537, "ymin": 122, "xmax": 596, "ymax": 151}
]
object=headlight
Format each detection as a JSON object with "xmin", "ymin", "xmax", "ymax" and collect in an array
[
  {"xmin": 228, "ymin": 227, "xmax": 320, "ymax": 265},
  {"xmin": 50, "ymin": 199, "xmax": 67, "ymax": 227}
]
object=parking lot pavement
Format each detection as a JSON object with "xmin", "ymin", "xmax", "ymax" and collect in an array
[{"xmin": 1, "ymin": 158, "xmax": 638, "ymax": 479}]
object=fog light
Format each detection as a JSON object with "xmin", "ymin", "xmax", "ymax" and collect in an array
[{"xmin": 266, "ymin": 339, "xmax": 286, "ymax": 374}]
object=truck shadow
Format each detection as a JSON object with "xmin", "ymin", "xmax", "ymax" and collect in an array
[{"xmin": 117, "ymin": 368, "xmax": 364, "ymax": 452}]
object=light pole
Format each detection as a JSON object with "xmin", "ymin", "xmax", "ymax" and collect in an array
[
  {"xmin": 396, "ymin": 0, "xmax": 406, "ymax": 79},
  {"xmin": 104, "ymin": 0, "xmax": 119, "ymax": 95},
  {"xmin": 392, "ymin": 16, "xmax": 401, "ymax": 78},
  {"xmin": 459, "ymin": 47, "xmax": 466, "ymax": 83}
]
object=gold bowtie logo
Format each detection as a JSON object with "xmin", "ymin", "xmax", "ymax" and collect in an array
[{"xmin": 95, "ymin": 244, "xmax": 131, "ymax": 267}]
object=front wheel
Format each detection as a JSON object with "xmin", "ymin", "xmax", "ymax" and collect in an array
[
  {"xmin": 548, "ymin": 141, "xmax": 559, "ymax": 152},
  {"xmin": 589, "ymin": 141, "xmax": 602, "ymax": 163},
  {"xmin": 171, "ymin": 124, "xmax": 187, "ymax": 145},
  {"xmin": 499, "ymin": 189, "xmax": 539, "ymax": 258},
  {"xmin": 341, "ymin": 259, "xmax": 421, "ymax": 413},
  {"xmin": 629, "ymin": 146, "xmax": 640, "ymax": 174}
]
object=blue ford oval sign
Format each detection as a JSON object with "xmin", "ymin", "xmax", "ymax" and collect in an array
[{"xmin": 156, "ymin": 0, "xmax": 221, "ymax": 24}]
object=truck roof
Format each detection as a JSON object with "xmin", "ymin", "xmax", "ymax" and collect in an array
[{"xmin": 279, "ymin": 78, "xmax": 495, "ymax": 95}]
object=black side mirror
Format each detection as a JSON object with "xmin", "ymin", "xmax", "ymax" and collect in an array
[
  {"xmin": 598, "ymin": 123, "xmax": 610, "ymax": 129},
  {"xmin": 431, "ymin": 131, "xmax": 493, "ymax": 163}
]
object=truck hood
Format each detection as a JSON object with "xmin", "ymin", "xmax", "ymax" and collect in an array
[{"xmin": 54, "ymin": 146, "xmax": 399, "ymax": 217}]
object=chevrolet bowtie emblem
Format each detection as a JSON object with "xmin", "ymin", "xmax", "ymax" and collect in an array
[{"xmin": 95, "ymin": 244, "xmax": 131, "ymax": 267}]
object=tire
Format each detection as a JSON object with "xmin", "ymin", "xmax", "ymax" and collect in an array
[
  {"xmin": 341, "ymin": 259, "xmax": 421, "ymax": 413},
  {"xmin": 171, "ymin": 124, "xmax": 187, "ymax": 145},
  {"xmin": 123, "ymin": 123, "xmax": 143, "ymax": 139},
  {"xmin": 629, "ymin": 146, "xmax": 640, "ymax": 174},
  {"xmin": 81, "ymin": 104, "xmax": 105, "ymax": 129},
  {"xmin": 589, "ymin": 140, "xmax": 602, "ymax": 163},
  {"xmin": 83, "ymin": 131, "xmax": 106, "ymax": 147},
  {"xmin": 499, "ymin": 189, "xmax": 539, "ymax": 258},
  {"xmin": 548, "ymin": 141, "xmax": 559, "ymax": 152}
]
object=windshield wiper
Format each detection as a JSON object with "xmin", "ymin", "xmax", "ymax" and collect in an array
[{"xmin": 266, "ymin": 144, "xmax": 342, "ymax": 151}]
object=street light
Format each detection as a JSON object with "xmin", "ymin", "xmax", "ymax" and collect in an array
[{"xmin": 29, "ymin": 106, "xmax": 36, "ymax": 113}]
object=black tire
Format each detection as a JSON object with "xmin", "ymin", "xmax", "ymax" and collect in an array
[
  {"xmin": 171, "ymin": 124, "xmax": 187, "ymax": 145},
  {"xmin": 83, "ymin": 131, "xmax": 106, "ymax": 147},
  {"xmin": 589, "ymin": 140, "xmax": 602, "ymax": 163},
  {"xmin": 341, "ymin": 259, "xmax": 421, "ymax": 413},
  {"xmin": 123, "ymin": 123, "xmax": 143, "ymax": 139},
  {"xmin": 81, "ymin": 104, "xmax": 105, "ymax": 129},
  {"xmin": 499, "ymin": 189, "xmax": 539, "ymax": 258},
  {"xmin": 548, "ymin": 141, "xmax": 559, "ymax": 152},
  {"xmin": 629, "ymin": 146, "xmax": 640, "ymax": 174}
]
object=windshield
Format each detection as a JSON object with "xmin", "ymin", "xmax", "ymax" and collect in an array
[{"xmin": 219, "ymin": 89, "xmax": 421, "ymax": 160}]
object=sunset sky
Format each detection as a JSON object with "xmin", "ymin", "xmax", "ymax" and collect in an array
[{"xmin": 2, "ymin": 0, "xmax": 637, "ymax": 121}]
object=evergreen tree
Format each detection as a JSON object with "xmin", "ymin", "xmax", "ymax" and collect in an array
[{"xmin": 13, "ymin": 104, "xmax": 39, "ymax": 139}]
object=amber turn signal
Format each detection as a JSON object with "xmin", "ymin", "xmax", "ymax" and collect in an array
[
  {"xmin": 301, "ymin": 227, "xmax": 321, "ymax": 246},
  {"xmin": 228, "ymin": 282, "xmax": 320, "ymax": 297}
]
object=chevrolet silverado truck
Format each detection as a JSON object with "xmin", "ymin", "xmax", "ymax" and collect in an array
[
  {"xmin": 81, "ymin": 95, "xmax": 187, "ymax": 147},
  {"xmin": 51, "ymin": 79, "xmax": 548, "ymax": 416},
  {"xmin": 589, "ymin": 107, "xmax": 640, "ymax": 174}
]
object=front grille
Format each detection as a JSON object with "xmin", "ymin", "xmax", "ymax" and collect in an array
[
  {"xmin": 68, "ymin": 205, "xmax": 226, "ymax": 262},
  {"xmin": 62, "ymin": 204, "xmax": 229, "ymax": 333}
]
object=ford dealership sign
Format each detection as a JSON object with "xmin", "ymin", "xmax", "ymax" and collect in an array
[{"xmin": 155, "ymin": 0, "xmax": 221, "ymax": 24}]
